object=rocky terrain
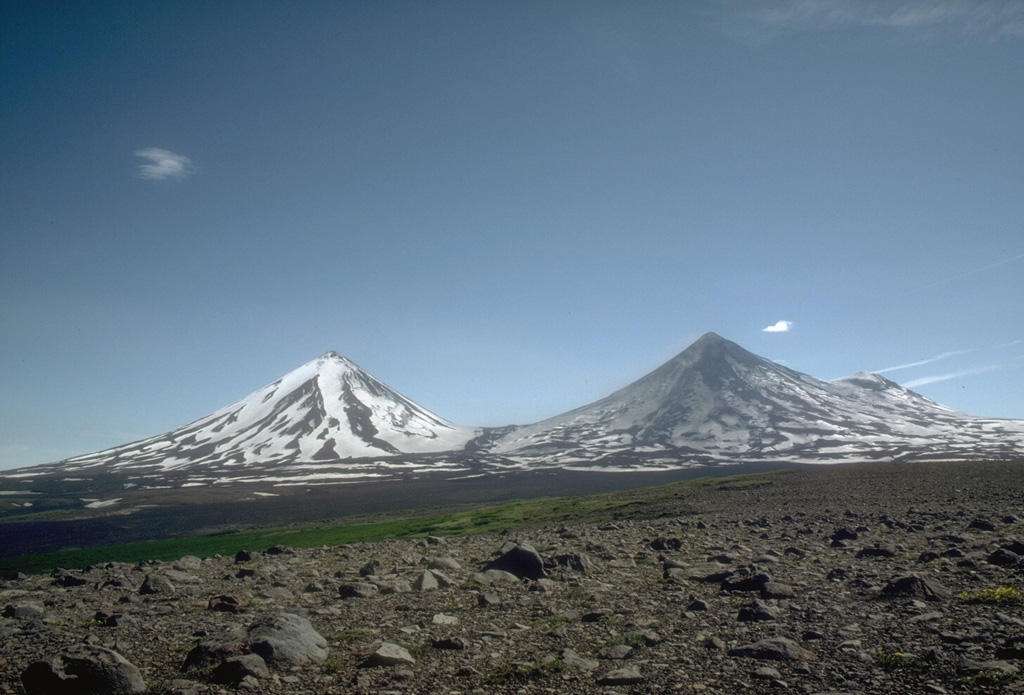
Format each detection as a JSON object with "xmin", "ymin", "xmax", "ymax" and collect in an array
[{"xmin": 3, "ymin": 460, "xmax": 1024, "ymax": 695}]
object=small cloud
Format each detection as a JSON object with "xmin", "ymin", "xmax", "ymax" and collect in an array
[
  {"xmin": 763, "ymin": 320, "xmax": 793, "ymax": 333},
  {"xmin": 134, "ymin": 148, "xmax": 194, "ymax": 181}
]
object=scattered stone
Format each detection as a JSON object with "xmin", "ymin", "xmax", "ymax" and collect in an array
[
  {"xmin": 737, "ymin": 599, "xmax": 780, "ymax": 622},
  {"xmin": 364, "ymin": 642, "xmax": 416, "ymax": 668},
  {"xmin": 3, "ymin": 602, "xmax": 44, "ymax": 618},
  {"xmin": 597, "ymin": 665, "xmax": 644, "ymax": 685},
  {"xmin": 246, "ymin": 612, "xmax": 328, "ymax": 664},
  {"xmin": 728, "ymin": 637, "xmax": 816, "ymax": 662},
  {"xmin": 483, "ymin": 543, "xmax": 546, "ymax": 580},
  {"xmin": 209, "ymin": 654, "xmax": 270, "ymax": 685},
  {"xmin": 139, "ymin": 574, "xmax": 175, "ymax": 595},
  {"xmin": 881, "ymin": 574, "xmax": 950, "ymax": 601},
  {"xmin": 412, "ymin": 570, "xmax": 439, "ymax": 592},
  {"xmin": 967, "ymin": 518, "xmax": 997, "ymax": 532},
  {"xmin": 562, "ymin": 648, "xmax": 599, "ymax": 671},
  {"xmin": 339, "ymin": 582, "xmax": 379, "ymax": 599},
  {"xmin": 599, "ymin": 643, "xmax": 633, "ymax": 659},
  {"xmin": 433, "ymin": 637, "xmax": 469, "ymax": 650},
  {"xmin": 208, "ymin": 594, "xmax": 243, "ymax": 612},
  {"xmin": 21, "ymin": 645, "xmax": 146, "ymax": 694}
]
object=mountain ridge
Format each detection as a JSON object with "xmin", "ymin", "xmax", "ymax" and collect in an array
[{"xmin": 5, "ymin": 333, "xmax": 1022, "ymax": 486}]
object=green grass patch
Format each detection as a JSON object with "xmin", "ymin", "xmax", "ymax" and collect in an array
[
  {"xmin": 1, "ymin": 469, "xmax": 789, "ymax": 575},
  {"xmin": 875, "ymin": 649, "xmax": 909, "ymax": 669},
  {"xmin": 960, "ymin": 586, "xmax": 1023, "ymax": 605}
]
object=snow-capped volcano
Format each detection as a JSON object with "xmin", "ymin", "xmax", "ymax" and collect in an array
[
  {"xmin": 53, "ymin": 352, "xmax": 477, "ymax": 474},
  {"xmin": 490, "ymin": 333, "xmax": 1024, "ymax": 465},
  {"xmin": 9, "ymin": 335, "xmax": 1023, "ymax": 489}
]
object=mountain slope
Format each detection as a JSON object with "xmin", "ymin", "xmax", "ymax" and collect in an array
[
  {"xmin": 51, "ymin": 352, "xmax": 477, "ymax": 474},
  {"xmin": 6, "ymin": 336, "xmax": 1022, "ymax": 491},
  {"xmin": 490, "ymin": 333, "xmax": 1024, "ymax": 465}
]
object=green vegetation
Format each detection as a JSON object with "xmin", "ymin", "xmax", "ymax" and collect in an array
[
  {"xmin": 336, "ymin": 628, "xmax": 378, "ymax": 643},
  {"xmin": 875, "ymin": 649, "xmax": 909, "ymax": 669},
  {"xmin": 1, "ymin": 469, "xmax": 789, "ymax": 575},
  {"xmin": 487, "ymin": 656, "xmax": 564, "ymax": 683},
  {"xmin": 960, "ymin": 586, "xmax": 1023, "ymax": 605}
]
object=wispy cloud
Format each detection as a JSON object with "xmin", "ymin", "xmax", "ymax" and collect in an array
[
  {"xmin": 874, "ymin": 349, "xmax": 973, "ymax": 374},
  {"xmin": 134, "ymin": 148, "xmax": 194, "ymax": 181},
  {"xmin": 903, "ymin": 364, "xmax": 1001, "ymax": 388},
  {"xmin": 763, "ymin": 320, "xmax": 793, "ymax": 333},
  {"xmin": 730, "ymin": 0, "xmax": 1024, "ymax": 40}
]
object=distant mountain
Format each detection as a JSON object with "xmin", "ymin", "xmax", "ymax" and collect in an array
[
  {"xmin": 490, "ymin": 333, "xmax": 1024, "ymax": 466},
  {"xmin": 41, "ymin": 352, "xmax": 477, "ymax": 477},
  {"xmin": 6, "ymin": 335, "xmax": 1022, "ymax": 489}
]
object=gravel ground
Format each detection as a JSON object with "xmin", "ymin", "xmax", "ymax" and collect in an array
[{"xmin": 2, "ymin": 459, "xmax": 1024, "ymax": 695}]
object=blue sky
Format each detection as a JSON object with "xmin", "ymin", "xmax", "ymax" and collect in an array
[{"xmin": 2, "ymin": 1, "xmax": 1022, "ymax": 469}]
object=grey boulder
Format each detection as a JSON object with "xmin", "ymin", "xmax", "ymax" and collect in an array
[{"xmin": 21, "ymin": 645, "xmax": 146, "ymax": 694}]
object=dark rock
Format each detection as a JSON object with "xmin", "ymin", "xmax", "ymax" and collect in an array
[
  {"xmin": 477, "ymin": 591, "xmax": 501, "ymax": 607},
  {"xmin": 359, "ymin": 559, "xmax": 384, "ymax": 577},
  {"xmin": 182, "ymin": 633, "xmax": 246, "ymax": 672},
  {"xmin": 737, "ymin": 600, "xmax": 780, "ymax": 622},
  {"xmin": 209, "ymin": 654, "xmax": 270, "ymax": 685},
  {"xmin": 582, "ymin": 609, "xmax": 613, "ymax": 623},
  {"xmin": 339, "ymin": 582, "xmax": 379, "ymax": 599},
  {"xmin": 721, "ymin": 569, "xmax": 771, "ymax": 593},
  {"xmin": 22, "ymin": 645, "xmax": 146, "ymax": 694},
  {"xmin": 3, "ymin": 602, "xmax": 44, "ymax": 618},
  {"xmin": 967, "ymin": 518, "xmax": 997, "ymax": 532},
  {"xmin": 433, "ymin": 637, "xmax": 469, "ymax": 650},
  {"xmin": 208, "ymin": 594, "xmax": 243, "ymax": 612},
  {"xmin": 881, "ymin": 574, "xmax": 950, "ymax": 602},
  {"xmin": 986, "ymin": 548, "xmax": 1021, "ymax": 567},
  {"xmin": 234, "ymin": 550, "xmax": 253, "ymax": 563},
  {"xmin": 649, "ymin": 537, "xmax": 683, "ymax": 551},
  {"xmin": 483, "ymin": 543, "xmax": 545, "ymax": 580},
  {"xmin": 684, "ymin": 563, "xmax": 734, "ymax": 583}
]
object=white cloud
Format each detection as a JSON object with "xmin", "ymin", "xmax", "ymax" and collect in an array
[
  {"xmin": 763, "ymin": 320, "xmax": 793, "ymax": 333},
  {"xmin": 134, "ymin": 148, "xmax": 194, "ymax": 181},
  {"xmin": 903, "ymin": 365, "xmax": 1001, "ymax": 388},
  {"xmin": 874, "ymin": 349, "xmax": 973, "ymax": 374},
  {"xmin": 733, "ymin": 0, "xmax": 1024, "ymax": 40}
]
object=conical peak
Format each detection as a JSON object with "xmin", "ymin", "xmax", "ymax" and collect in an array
[{"xmin": 678, "ymin": 332, "xmax": 742, "ymax": 361}]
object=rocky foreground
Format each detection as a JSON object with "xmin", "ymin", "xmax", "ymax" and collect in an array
[{"xmin": 3, "ymin": 460, "xmax": 1024, "ymax": 695}]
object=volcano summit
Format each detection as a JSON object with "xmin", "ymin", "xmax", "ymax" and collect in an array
[{"xmin": 5, "ymin": 334, "xmax": 1023, "ymax": 488}]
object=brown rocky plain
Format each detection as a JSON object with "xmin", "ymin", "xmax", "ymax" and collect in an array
[{"xmin": 2, "ymin": 460, "xmax": 1024, "ymax": 694}]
